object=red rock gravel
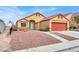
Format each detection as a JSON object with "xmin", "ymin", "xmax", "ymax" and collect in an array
[{"xmin": 10, "ymin": 31, "xmax": 61, "ymax": 51}]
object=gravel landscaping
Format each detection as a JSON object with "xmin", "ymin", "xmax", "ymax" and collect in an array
[{"xmin": 10, "ymin": 31, "xmax": 61, "ymax": 51}]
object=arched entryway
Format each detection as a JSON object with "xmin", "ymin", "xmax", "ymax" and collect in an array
[{"xmin": 29, "ymin": 20, "xmax": 35, "ymax": 30}]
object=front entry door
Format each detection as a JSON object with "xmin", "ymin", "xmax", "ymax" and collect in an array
[{"xmin": 29, "ymin": 20, "xmax": 35, "ymax": 30}]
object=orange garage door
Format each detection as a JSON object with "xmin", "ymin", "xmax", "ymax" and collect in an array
[{"xmin": 51, "ymin": 22, "xmax": 67, "ymax": 31}]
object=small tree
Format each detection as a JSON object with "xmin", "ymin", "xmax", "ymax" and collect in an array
[
  {"xmin": 75, "ymin": 16, "xmax": 79, "ymax": 28},
  {"xmin": 75, "ymin": 16, "xmax": 79, "ymax": 24}
]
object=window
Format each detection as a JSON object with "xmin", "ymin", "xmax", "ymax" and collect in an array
[{"xmin": 21, "ymin": 22, "xmax": 26, "ymax": 27}]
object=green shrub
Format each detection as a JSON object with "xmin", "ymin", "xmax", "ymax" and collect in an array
[{"xmin": 40, "ymin": 27, "xmax": 49, "ymax": 31}]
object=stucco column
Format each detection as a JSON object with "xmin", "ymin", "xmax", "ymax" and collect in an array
[
  {"xmin": 27, "ymin": 22, "xmax": 29, "ymax": 30},
  {"xmin": 49, "ymin": 20, "xmax": 51, "ymax": 31},
  {"xmin": 67, "ymin": 22, "xmax": 69, "ymax": 31}
]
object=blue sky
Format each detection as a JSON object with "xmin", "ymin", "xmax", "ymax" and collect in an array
[{"xmin": 0, "ymin": 6, "xmax": 79, "ymax": 25}]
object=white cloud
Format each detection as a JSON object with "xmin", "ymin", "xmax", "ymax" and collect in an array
[
  {"xmin": 0, "ymin": 6, "xmax": 28, "ymax": 25},
  {"xmin": 34, "ymin": 7, "xmax": 57, "ymax": 13}
]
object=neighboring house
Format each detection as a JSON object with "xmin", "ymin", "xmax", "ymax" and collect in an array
[
  {"xmin": 0, "ymin": 19, "xmax": 5, "ymax": 33},
  {"xmin": 65, "ymin": 13, "xmax": 79, "ymax": 29},
  {"xmin": 16, "ymin": 12, "xmax": 69, "ymax": 31}
]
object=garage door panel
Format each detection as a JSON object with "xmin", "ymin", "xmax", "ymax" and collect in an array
[{"xmin": 51, "ymin": 22, "xmax": 67, "ymax": 31}]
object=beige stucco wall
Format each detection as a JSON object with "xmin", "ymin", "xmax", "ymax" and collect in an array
[
  {"xmin": 17, "ymin": 19, "xmax": 29, "ymax": 31},
  {"xmin": 50, "ymin": 16, "xmax": 68, "ymax": 23},
  {"xmin": 17, "ymin": 20, "xmax": 29, "ymax": 28},
  {"xmin": 35, "ymin": 23, "xmax": 40, "ymax": 30},
  {"xmin": 40, "ymin": 20, "xmax": 49, "ymax": 31},
  {"xmin": 25, "ymin": 14, "xmax": 45, "ymax": 22}
]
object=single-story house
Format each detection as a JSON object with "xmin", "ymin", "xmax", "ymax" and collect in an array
[
  {"xmin": 16, "ymin": 12, "xmax": 69, "ymax": 31},
  {"xmin": 64, "ymin": 13, "xmax": 79, "ymax": 29},
  {"xmin": 16, "ymin": 12, "xmax": 46, "ymax": 31}
]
